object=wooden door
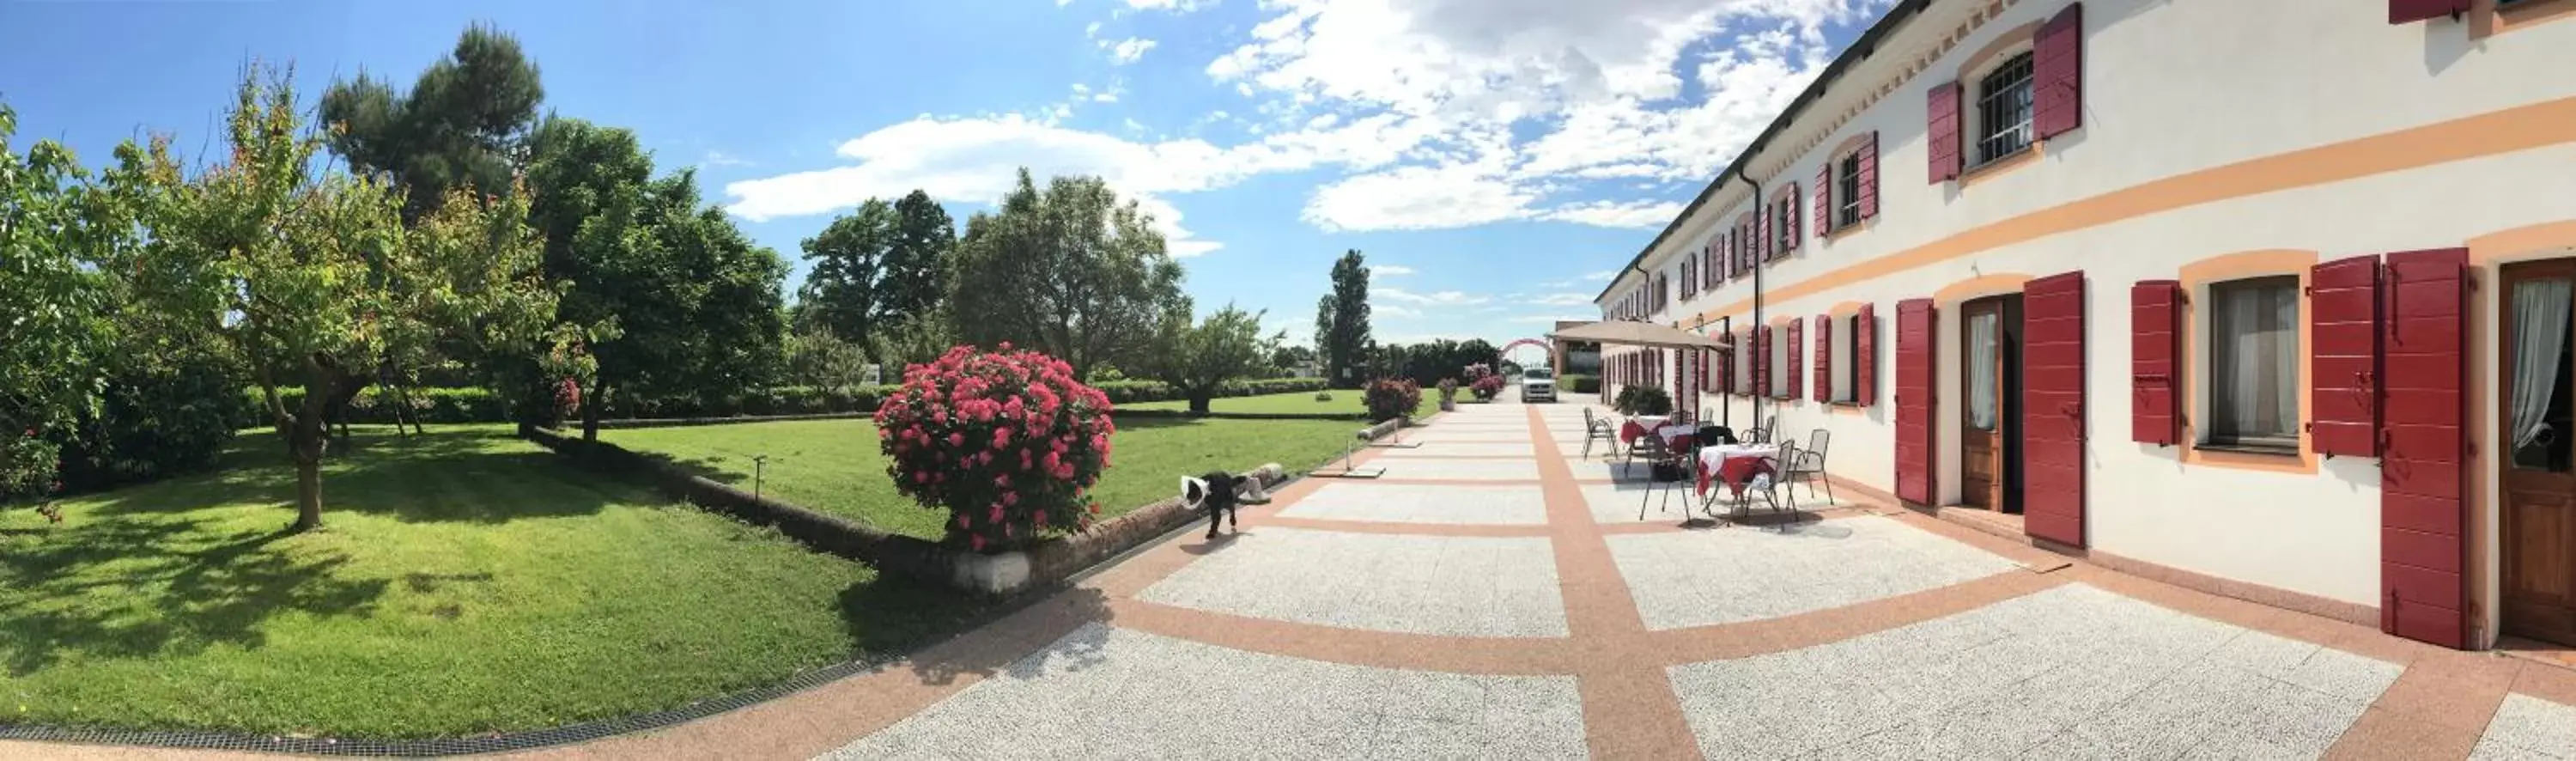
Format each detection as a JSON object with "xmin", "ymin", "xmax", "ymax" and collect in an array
[
  {"xmin": 2502, "ymin": 259, "xmax": 2576, "ymax": 646},
  {"xmin": 2023, "ymin": 271, "xmax": 2087, "ymax": 547},
  {"xmin": 2381, "ymin": 248, "xmax": 2470, "ymax": 649},
  {"xmin": 1961, "ymin": 297, "xmax": 2006, "ymax": 510},
  {"xmin": 1896, "ymin": 299, "xmax": 1937, "ymax": 505}
]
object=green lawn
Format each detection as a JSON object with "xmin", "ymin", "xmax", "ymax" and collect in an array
[
  {"xmin": 605, "ymin": 417, "xmax": 1366, "ymax": 539},
  {"xmin": 1126, "ymin": 389, "xmax": 1439, "ymax": 418},
  {"xmin": 0, "ymin": 426, "xmax": 977, "ymax": 739}
]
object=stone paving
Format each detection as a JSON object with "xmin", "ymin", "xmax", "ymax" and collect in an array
[{"xmin": 26, "ymin": 395, "xmax": 2575, "ymax": 760}]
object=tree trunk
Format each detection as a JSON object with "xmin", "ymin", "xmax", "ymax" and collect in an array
[
  {"xmin": 1188, "ymin": 392, "xmax": 1212, "ymax": 415},
  {"xmin": 582, "ymin": 377, "xmax": 608, "ymax": 441},
  {"xmin": 287, "ymin": 379, "xmax": 334, "ymax": 533}
]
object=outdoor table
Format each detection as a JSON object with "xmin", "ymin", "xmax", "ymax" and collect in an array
[
  {"xmin": 1656, "ymin": 424, "xmax": 1696, "ymax": 453},
  {"xmin": 1696, "ymin": 445, "xmax": 1783, "ymax": 516},
  {"xmin": 1619, "ymin": 415, "xmax": 1672, "ymax": 445}
]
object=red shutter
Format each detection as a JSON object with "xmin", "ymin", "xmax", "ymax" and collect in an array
[
  {"xmin": 1755, "ymin": 326, "xmax": 1772, "ymax": 399},
  {"xmin": 1814, "ymin": 163, "xmax": 1833, "ymax": 236},
  {"xmin": 2130, "ymin": 280, "xmax": 2181, "ymax": 446},
  {"xmin": 1858, "ymin": 131, "xmax": 1880, "ymax": 220},
  {"xmin": 2022, "ymin": 271, "xmax": 2087, "ymax": 548},
  {"xmin": 2381, "ymin": 247, "xmax": 2469, "ymax": 649},
  {"xmin": 2390, "ymin": 0, "xmax": 2468, "ymax": 24},
  {"xmin": 1856, "ymin": 303, "xmax": 1878, "ymax": 407},
  {"xmin": 1814, "ymin": 314, "xmax": 1833, "ymax": 403},
  {"xmin": 1719, "ymin": 335, "xmax": 1736, "ymax": 396},
  {"xmin": 1928, "ymin": 82, "xmax": 1963, "ymax": 183},
  {"xmin": 2032, "ymin": 3, "xmax": 2084, "ymax": 141},
  {"xmin": 1787, "ymin": 318, "xmax": 1805, "ymax": 399},
  {"xmin": 1757, "ymin": 206, "xmax": 1772, "ymax": 262},
  {"xmin": 1781, "ymin": 184, "xmax": 1801, "ymax": 255},
  {"xmin": 2312, "ymin": 254, "xmax": 2384, "ymax": 458},
  {"xmin": 1739, "ymin": 215, "xmax": 1758, "ymax": 274},
  {"xmin": 1895, "ymin": 299, "xmax": 1937, "ymax": 504}
]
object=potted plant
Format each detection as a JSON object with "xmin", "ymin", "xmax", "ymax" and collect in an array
[
  {"xmin": 1436, "ymin": 378, "xmax": 1460, "ymax": 411},
  {"xmin": 874, "ymin": 344, "xmax": 1115, "ymax": 556}
]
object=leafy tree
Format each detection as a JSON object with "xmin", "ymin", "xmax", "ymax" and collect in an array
[
  {"xmin": 110, "ymin": 68, "xmax": 559, "ymax": 531},
  {"xmin": 1147, "ymin": 305, "xmax": 1277, "ymax": 414},
  {"xmin": 879, "ymin": 189, "xmax": 955, "ymax": 328},
  {"xmin": 319, "ymin": 23, "xmax": 545, "ymax": 222},
  {"xmin": 783, "ymin": 327, "xmax": 872, "ymax": 393},
  {"xmin": 871, "ymin": 311, "xmax": 957, "ymax": 370},
  {"xmin": 1315, "ymin": 250, "xmax": 1371, "ymax": 387},
  {"xmin": 0, "ymin": 104, "xmax": 123, "ymax": 504},
  {"xmin": 798, "ymin": 199, "xmax": 894, "ymax": 345},
  {"xmin": 1269, "ymin": 344, "xmax": 1315, "ymax": 376},
  {"xmin": 946, "ymin": 168, "xmax": 1187, "ymax": 378},
  {"xmin": 525, "ymin": 118, "xmax": 789, "ymax": 439}
]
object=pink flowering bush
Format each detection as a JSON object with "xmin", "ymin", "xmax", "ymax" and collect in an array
[
  {"xmin": 554, "ymin": 377, "xmax": 583, "ymax": 419},
  {"xmin": 1464, "ymin": 363, "xmax": 1504, "ymax": 401},
  {"xmin": 874, "ymin": 344, "xmax": 1117, "ymax": 552},
  {"xmin": 1363, "ymin": 377, "xmax": 1420, "ymax": 423}
]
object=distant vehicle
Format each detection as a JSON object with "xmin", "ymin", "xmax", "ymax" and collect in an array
[{"xmin": 1521, "ymin": 367, "xmax": 1556, "ymax": 403}]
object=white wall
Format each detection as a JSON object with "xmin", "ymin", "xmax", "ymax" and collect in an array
[{"xmin": 1614, "ymin": 0, "xmax": 2576, "ymax": 615}]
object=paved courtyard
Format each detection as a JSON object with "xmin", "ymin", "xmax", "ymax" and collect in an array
[{"xmin": 29, "ymin": 397, "xmax": 2572, "ymax": 760}]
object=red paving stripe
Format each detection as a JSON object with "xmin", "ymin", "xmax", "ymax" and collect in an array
[{"xmin": 1644, "ymin": 570, "xmax": 2069, "ymax": 665}]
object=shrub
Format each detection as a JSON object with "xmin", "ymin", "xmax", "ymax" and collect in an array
[
  {"xmin": 1364, "ymin": 377, "xmax": 1421, "ymax": 423},
  {"xmin": 1613, "ymin": 386, "xmax": 1673, "ymax": 417},
  {"xmin": 1436, "ymin": 378, "xmax": 1459, "ymax": 402},
  {"xmin": 56, "ymin": 348, "xmax": 240, "ymax": 491},
  {"xmin": 1565, "ymin": 374, "xmax": 1600, "ymax": 393},
  {"xmin": 874, "ymin": 345, "xmax": 1116, "ymax": 552},
  {"xmin": 1314, "ymin": 391, "xmax": 1333, "ymax": 402},
  {"xmin": 1462, "ymin": 362, "xmax": 1504, "ymax": 401}
]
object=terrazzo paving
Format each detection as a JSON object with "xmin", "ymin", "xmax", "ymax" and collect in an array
[
  {"xmin": 1609, "ymin": 514, "xmax": 2020, "ymax": 629},
  {"xmin": 1274, "ymin": 483, "xmax": 1549, "ymax": 525},
  {"xmin": 1372, "ymin": 441, "xmax": 1537, "ymax": 458},
  {"xmin": 1366, "ymin": 458, "xmax": 1544, "ymax": 480},
  {"xmin": 2476, "ymin": 693, "xmax": 2576, "ymax": 759},
  {"xmin": 1670, "ymin": 584, "xmax": 2403, "ymax": 759},
  {"xmin": 818, "ymin": 624, "xmax": 1589, "ymax": 760},
  {"xmin": 1135, "ymin": 527, "xmax": 1569, "ymax": 636}
]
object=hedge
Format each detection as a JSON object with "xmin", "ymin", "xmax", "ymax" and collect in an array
[
  {"xmin": 229, "ymin": 377, "xmax": 1333, "ymax": 427},
  {"xmin": 1564, "ymin": 374, "xmax": 1601, "ymax": 393}
]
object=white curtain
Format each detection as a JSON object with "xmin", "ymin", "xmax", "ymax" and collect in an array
[
  {"xmin": 2214, "ymin": 281, "xmax": 2297, "ymax": 440},
  {"xmin": 1968, "ymin": 312, "xmax": 1997, "ymax": 429},
  {"xmin": 2510, "ymin": 278, "xmax": 2572, "ymax": 449}
]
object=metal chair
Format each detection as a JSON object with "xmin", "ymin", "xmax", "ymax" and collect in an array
[
  {"xmin": 1783, "ymin": 429, "xmax": 1833, "ymax": 503},
  {"xmin": 1581, "ymin": 407, "xmax": 1620, "ymax": 460},
  {"xmin": 1632, "ymin": 430, "xmax": 1693, "ymax": 519}
]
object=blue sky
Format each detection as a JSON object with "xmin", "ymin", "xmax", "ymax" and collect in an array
[{"xmin": 1, "ymin": 0, "xmax": 1888, "ymax": 360}]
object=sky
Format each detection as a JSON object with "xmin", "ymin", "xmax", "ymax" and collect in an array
[{"xmin": 0, "ymin": 0, "xmax": 1892, "ymax": 362}]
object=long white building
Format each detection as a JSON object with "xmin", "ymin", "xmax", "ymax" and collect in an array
[{"xmin": 1595, "ymin": 0, "xmax": 2576, "ymax": 651}]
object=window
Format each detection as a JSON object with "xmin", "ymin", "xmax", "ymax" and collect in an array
[
  {"xmin": 1733, "ymin": 333, "xmax": 1752, "ymax": 393},
  {"xmin": 1835, "ymin": 153, "xmax": 1862, "ymax": 229},
  {"xmin": 1771, "ymin": 195, "xmax": 1798, "ymax": 255},
  {"xmin": 1832, "ymin": 313, "xmax": 1858, "ymax": 403},
  {"xmin": 2208, "ymin": 276, "xmax": 2301, "ymax": 450},
  {"xmin": 1974, "ymin": 52, "xmax": 2035, "ymax": 166}
]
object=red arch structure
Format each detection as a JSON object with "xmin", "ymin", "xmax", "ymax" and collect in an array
[{"xmin": 1498, "ymin": 338, "xmax": 1552, "ymax": 365}]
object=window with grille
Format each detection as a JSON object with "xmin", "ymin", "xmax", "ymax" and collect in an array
[
  {"xmin": 2208, "ymin": 276, "xmax": 2301, "ymax": 450},
  {"xmin": 1833, "ymin": 313, "xmax": 1858, "ymax": 403},
  {"xmin": 1975, "ymin": 52, "xmax": 2035, "ymax": 166},
  {"xmin": 1835, "ymin": 153, "xmax": 1862, "ymax": 228},
  {"xmin": 1772, "ymin": 196, "xmax": 1797, "ymax": 254}
]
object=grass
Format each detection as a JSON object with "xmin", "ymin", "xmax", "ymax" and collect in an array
[
  {"xmin": 605, "ymin": 417, "xmax": 1368, "ymax": 539},
  {"xmin": 0, "ymin": 425, "xmax": 981, "ymax": 739},
  {"xmin": 1125, "ymin": 389, "xmax": 1439, "ymax": 418}
]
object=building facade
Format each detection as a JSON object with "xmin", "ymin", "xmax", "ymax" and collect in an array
[{"xmin": 1594, "ymin": 0, "xmax": 2576, "ymax": 651}]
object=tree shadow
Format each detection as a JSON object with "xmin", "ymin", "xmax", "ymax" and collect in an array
[
  {"xmin": 83, "ymin": 427, "xmax": 627, "ymax": 525},
  {"xmin": 0, "ymin": 517, "xmax": 389, "ymax": 676},
  {"xmin": 1105, "ymin": 416, "xmax": 1206, "ymax": 432}
]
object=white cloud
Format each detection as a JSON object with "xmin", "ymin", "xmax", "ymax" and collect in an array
[
  {"xmin": 1124, "ymin": 0, "xmax": 1212, "ymax": 10},
  {"xmin": 1377, "ymin": 303, "xmax": 1423, "ymax": 318},
  {"xmin": 1374, "ymin": 286, "xmax": 1489, "ymax": 307},
  {"xmin": 1508, "ymin": 314, "xmax": 1594, "ymax": 324},
  {"xmin": 1582, "ymin": 270, "xmax": 1617, "ymax": 281},
  {"xmin": 1527, "ymin": 292, "xmax": 1595, "ymax": 306},
  {"xmin": 1106, "ymin": 37, "xmax": 1159, "ymax": 64},
  {"xmin": 699, "ymin": 149, "xmax": 752, "ymax": 168},
  {"xmin": 1541, "ymin": 198, "xmax": 1688, "ymax": 228},
  {"xmin": 1370, "ymin": 264, "xmax": 1415, "ymax": 277}
]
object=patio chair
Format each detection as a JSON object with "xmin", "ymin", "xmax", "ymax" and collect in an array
[
  {"xmin": 1738, "ymin": 417, "xmax": 1774, "ymax": 444},
  {"xmin": 1697, "ymin": 442, "xmax": 1794, "ymax": 521},
  {"xmin": 1633, "ymin": 429, "xmax": 1696, "ymax": 520},
  {"xmin": 1783, "ymin": 429, "xmax": 1832, "ymax": 503},
  {"xmin": 1581, "ymin": 407, "xmax": 1620, "ymax": 460}
]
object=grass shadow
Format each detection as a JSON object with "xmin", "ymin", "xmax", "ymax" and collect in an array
[
  {"xmin": 0, "ymin": 517, "xmax": 390, "ymax": 676},
  {"xmin": 833, "ymin": 575, "xmax": 1118, "ymax": 688},
  {"xmin": 84, "ymin": 426, "xmax": 626, "ymax": 525}
]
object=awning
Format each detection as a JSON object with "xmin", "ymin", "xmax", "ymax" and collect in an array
[{"xmin": 1546, "ymin": 320, "xmax": 1725, "ymax": 350}]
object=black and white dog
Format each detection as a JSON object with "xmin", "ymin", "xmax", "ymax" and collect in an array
[{"xmin": 1181, "ymin": 464, "xmax": 1282, "ymax": 539}]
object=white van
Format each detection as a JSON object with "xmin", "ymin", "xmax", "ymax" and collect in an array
[{"xmin": 1521, "ymin": 367, "xmax": 1556, "ymax": 403}]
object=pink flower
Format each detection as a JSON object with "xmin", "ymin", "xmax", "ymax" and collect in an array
[
  {"xmin": 1088, "ymin": 502, "xmax": 1101, "ymax": 514},
  {"xmin": 993, "ymin": 427, "xmax": 1012, "ymax": 447},
  {"xmin": 947, "ymin": 432, "xmax": 965, "ymax": 447},
  {"xmin": 1001, "ymin": 490, "xmax": 1018, "ymax": 507},
  {"xmin": 1090, "ymin": 435, "xmax": 1109, "ymax": 452},
  {"xmin": 1051, "ymin": 463, "xmax": 1075, "ymax": 480},
  {"xmin": 1020, "ymin": 450, "xmax": 1034, "ymax": 469},
  {"xmin": 957, "ymin": 514, "xmax": 971, "ymax": 529},
  {"xmin": 971, "ymin": 534, "xmax": 987, "ymax": 551},
  {"xmin": 975, "ymin": 451, "xmax": 993, "ymax": 466},
  {"xmin": 1041, "ymin": 452, "xmax": 1061, "ymax": 472},
  {"xmin": 914, "ymin": 471, "xmax": 931, "ymax": 484},
  {"xmin": 988, "ymin": 504, "xmax": 1005, "ymax": 523}
]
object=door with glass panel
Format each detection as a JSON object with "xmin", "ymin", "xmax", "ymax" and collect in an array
[
  {"xmin": 1960, "ymin": 297, "xmax": 2008, "ymax": 510},
  {"xmin": 2502, "ymin": 259, "xmax": 2576, "ymax": 647}
]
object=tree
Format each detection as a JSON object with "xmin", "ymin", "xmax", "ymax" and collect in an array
[
  {"xmin": 1315, "ymin": 250, "xmax": 1371, "ymax": 387},
  {"xmin": 783, "ymin": 327, "xmax": 872, "ymax": 393},
  {"xmin": 1270, "ymin": 344, "xmax": 1315, "ymax": 376},
  {"xmin": 112, "ymin": 67, "xmax": 558, "ymax": 531},
  {"xmin": 319, "ymin": 24, "xmax": 544, "ymax": 222},
  {"xmin": 879, "ymin": 190, "xmax": 955, "ymax": 328},
  {"xmin": 1148, "ymin": 305, "xmax": 1276, "ymax": 414},
  {"xmin": 0, "ymin": 103, "xmax": 122, "ymax": 504},
  {"xmin": 525, "ymin": 118, "xmax": 789, "ymax": 439},
  {"xmin": 946, "ymin": 168, "xmax": 1187, "ymax": 378},
  {"xmin": 798, "ymin": 199, "xmax": 894, "ymax": 345}
]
